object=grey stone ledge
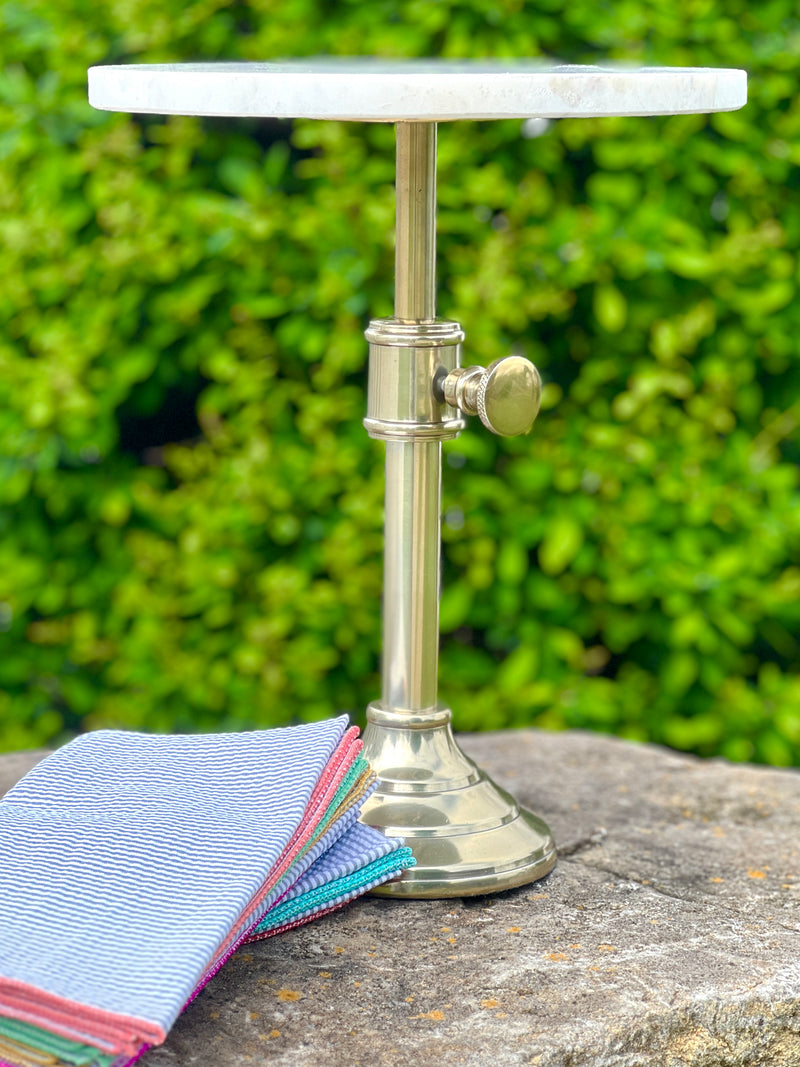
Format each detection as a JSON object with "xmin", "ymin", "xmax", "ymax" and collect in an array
[{"xmin": 2, "ymin": 730, "xmax": 798, "ymax": 1067}]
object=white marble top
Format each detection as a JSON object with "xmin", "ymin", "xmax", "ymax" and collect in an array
[{"xmin": 88, "ymin": 60, "xmax": 746, "ymax": 122}]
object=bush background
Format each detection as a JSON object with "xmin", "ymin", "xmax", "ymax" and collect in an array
[{"xmin": 1, "ymin": 0, "xmax": 799, "ymax": 763}]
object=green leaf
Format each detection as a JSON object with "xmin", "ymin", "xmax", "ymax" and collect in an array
[{"xmin": 539, "ymin": 517, "xmax": 583, "ymax": 576}]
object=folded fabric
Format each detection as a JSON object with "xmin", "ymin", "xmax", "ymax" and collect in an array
[
  {"xmin": 250, "ymin": 820, "xmax": 414, "ymax": 939},
  {"xmin": 0, "ymin": 1017, "xmax": 115, "ymax": 1067},
  {"xmin": 0, "ymin": 717, "xmax": 413, "ymax": 1067},
  {"xmin": 0, "ymin": 813, "xmax": 416, "ymax": 1067}
]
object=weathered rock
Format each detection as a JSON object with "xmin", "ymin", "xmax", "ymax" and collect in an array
[
  {"xmin": 0, "ymin": 750, "xmax": 49, "ymax": 795},
  {"xmin": 3, "ymin": 731, "xmax": 799, "ymax": 1066}
]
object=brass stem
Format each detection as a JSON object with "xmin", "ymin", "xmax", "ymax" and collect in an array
[
  {"xmin": 381, "ymin": 121, "xmax": 441, "ymax": 713},
  {"xmin": 394, "ymin": 122, "xmax": 437, "ymax": 322}
]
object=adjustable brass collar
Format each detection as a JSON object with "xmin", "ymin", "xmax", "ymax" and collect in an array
[{"xmin": 364, "ymin": 316, "xmax": 466, "ymax": 442}]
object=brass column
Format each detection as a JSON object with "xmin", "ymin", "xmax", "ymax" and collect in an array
[{"xmin": 384, "ymin": 123, "xmax": 440, "ymax": 715}]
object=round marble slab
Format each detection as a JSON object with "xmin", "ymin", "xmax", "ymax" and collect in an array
[{"xmin": 88, "ymin": 60, "xmax": 746, "ymax": 122}]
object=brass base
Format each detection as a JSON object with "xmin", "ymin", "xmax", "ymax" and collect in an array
[{"xmin": 359, "ymin": 704, "xmax": 556, "ymax": 898}]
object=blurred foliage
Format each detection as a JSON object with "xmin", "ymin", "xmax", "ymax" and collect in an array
[{"xmin": 1, "ymin": 0, "xmax": 799, "ymax": 765}]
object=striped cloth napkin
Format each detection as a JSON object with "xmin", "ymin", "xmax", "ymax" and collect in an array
[{"xmin": 0, "ymin": 717, "xmax": 413, "ymax": 1067}]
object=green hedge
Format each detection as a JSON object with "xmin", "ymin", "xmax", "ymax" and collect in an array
[{"xmin": 2, "ymin": 0, "xmax": 799, "ymax": 764}]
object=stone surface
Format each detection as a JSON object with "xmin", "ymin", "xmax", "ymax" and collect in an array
[
  {"xmin": 88, "ymin": 62, "xmax": 747, "ymax": 122},
  {"xmin": 3, "ymin": 731, "xmax": 799, "ymax": 1067}
]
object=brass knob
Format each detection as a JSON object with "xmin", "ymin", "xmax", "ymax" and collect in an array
[{"xmin": 441, "ymin": 356, "xmax": 542, "ymax": 436}]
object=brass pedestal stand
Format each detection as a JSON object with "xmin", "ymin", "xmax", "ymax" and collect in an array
[{"xmin": 359, "ymin": 123, "xmax": 556, "ymax": 896}]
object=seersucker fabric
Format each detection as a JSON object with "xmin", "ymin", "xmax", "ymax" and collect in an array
[
  {"xmin": 0, "ymin": 717, "xmax": 414, "ymax": 1067},
  {"xmin": 250, "ymin": 820, "xmax": 414, "ymax": 939}
]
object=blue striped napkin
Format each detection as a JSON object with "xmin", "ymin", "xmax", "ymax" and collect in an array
[{"xmin": 0, "ymin": 717, "xmax": 412, "ymax": 1067}]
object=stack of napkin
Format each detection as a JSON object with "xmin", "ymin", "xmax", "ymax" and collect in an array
[{"xmin": 0, "ymin": 716, "xmax": 413, "ymax": 1067}]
